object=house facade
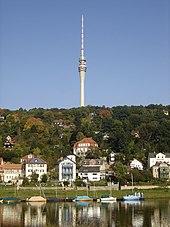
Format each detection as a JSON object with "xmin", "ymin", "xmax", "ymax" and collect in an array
[
  {"xmin": 73, "ymin": 138, "xmax": 98, "ymax": 157},
  {"xmin": 0, "ymin": 164, "xmax": 22, "ymax": 183},
  {"xmin": 78, "ymin": 166, "xmax": 101, "ymax": 181},
  {"xmin": 148, "ymin": 152, "xmax": 170, "ymax": 168},
  {"xmin": 81, "ymin": 158, "xmax": 109, "ymax": 179},
  {"xmin": 152, "ymin": 162, "xmax": 170, "ymax": 180},
  {"xmin": 130, "ymin": 159, "xmax": 143, "ymax": 170},
  {"xmin": 58, "ymin": 155, "xmax": 76, "ymax": 182},
  {"xmin": 22, "ymin": 155, "xmax": 47, "ymax": 181}
]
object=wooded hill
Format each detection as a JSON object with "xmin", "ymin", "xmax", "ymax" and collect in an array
[{"xmin": 0, "ymin": 104, "xmax": 169, "ymax": 169}]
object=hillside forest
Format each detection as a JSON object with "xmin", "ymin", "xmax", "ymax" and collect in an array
[{"xmin": 0, "ymin": 105, "xmax": 170, "ymax": 171}]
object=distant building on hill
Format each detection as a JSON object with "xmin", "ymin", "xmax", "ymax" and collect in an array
[
  {"xmin": 73, "ymin": 138, "xmax": 98, "ymax": 157},
  {"xmin": 130, "ymin": 159, "xmax": 143, "ymax": 170},
  {"xmin": 148, "ymin": 152, "xmax": 170, "ymax": 168},
  {"xmin": 152, "ymin": 162, "xmax": 170, "ymax": 180}
]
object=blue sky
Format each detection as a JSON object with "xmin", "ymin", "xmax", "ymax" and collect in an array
[{"xmin": 0, "ymin": 0, "xmax": 169, "ymax": 110}]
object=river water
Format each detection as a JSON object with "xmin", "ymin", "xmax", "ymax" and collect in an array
[{"xmin": 0, "ymin": 199, "xmax": 169, "ymax": 227}]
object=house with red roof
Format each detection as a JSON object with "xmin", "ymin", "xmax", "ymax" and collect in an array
[
  {"xmin": 73, "ymin": 138, "xmax": 98, "ymax": 157},
  {"xmin": 0, "ymin": 160, "xmax": 22, "ymax": 184}
]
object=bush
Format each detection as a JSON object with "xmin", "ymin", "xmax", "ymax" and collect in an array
[
  {"xmin": 90, "ymin": 181, "xmax": 107, "ymax": 186},
  {"xmin": 63, "ymin": 181, "xmax": 69, "ymax": 187},
  {"xmin": 22, "ymin": 177, "xmax": 30, "ymax": 186},
  {"xmin": 74, "ymin": 180, "xmax": 83, "ymax": 187}
]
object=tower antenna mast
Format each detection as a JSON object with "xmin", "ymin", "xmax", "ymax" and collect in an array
[{"xmin": 78, "ymin": 15, "xmax": 87, "ymax": 107}]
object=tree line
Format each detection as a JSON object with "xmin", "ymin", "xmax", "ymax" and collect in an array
[{"xmin": 0, "ymin": 104, "xmax": 169, "ymax": 171}]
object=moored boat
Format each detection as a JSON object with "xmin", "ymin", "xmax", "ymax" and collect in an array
[
  {"xmin": 73, "ymin": 195, "xmax": 93, "ymax": 202},
  {"xmin": 3, "ymin": 197, "xmax": 21, "ymax": 203},
  {"xmin": 123, "ymin": 194, "xmax": 140, "ymax": 201},
  {"xmin": 100, "ymin": 194, "xmax": 117, "ymax": 202},
  {"xmin": 27, "ymin": 196, "xmax": 46, "ymax": 202}
]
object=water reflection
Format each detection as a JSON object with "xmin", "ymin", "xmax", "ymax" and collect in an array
[{"xmin": 0, "ymin": 199, "xmax": 169, "ymax": 226}]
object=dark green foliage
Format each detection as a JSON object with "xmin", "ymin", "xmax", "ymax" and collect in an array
[
  {"xmin": 0, "ymin": 104, "xmax": 169, "ymax": 172},
  {"xmin": 74, "ymin": 180, "xmax": 83, "ymax": 187},
  {"xmin": 41, "ymin": 174, "xmax": 48, "ymax": 183},
  {"xmin": 30, "ymin": 172, "xmax": 39, "ymax": 183},
  {"xmin": 63, "ymin": 181, "xmax": 69, "ymax": 187},
  {"xmin": 22, "ymin": 177, "xmax": 30, "ymax": 186}
]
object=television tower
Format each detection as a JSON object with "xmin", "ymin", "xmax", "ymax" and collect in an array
[{"xmin": 78, "ymin": 15, "xmax": 87, "ymax": 107}]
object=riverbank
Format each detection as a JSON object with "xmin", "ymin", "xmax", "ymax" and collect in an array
[{"xmin": 0, "ymin": 186, "xmax": 170, "ymax": 200}]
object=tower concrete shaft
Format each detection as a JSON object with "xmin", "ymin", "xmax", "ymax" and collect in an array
[{"xmin": 78, "ymin": 15, "xmax": 87, "ymax": 107}]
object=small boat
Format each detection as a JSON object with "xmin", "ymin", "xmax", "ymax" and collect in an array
[
  {"xmin": 123, "ymin": 194, "xmax": 140, "ymax": 201},
  {"xmin": 73, "ymin": 195, "xmax": 93, "ymax": 202},
  {"xmin": 100, "ymin": 194, "xmax": 117, "ymax": 202},
  {"xmin": 27, "ymin": 196, "xmax": 46, "ymax": 202},
  {"xmin": 3, "ymin": 197, "xmax": 21, "ymax": 204},
  {"xmin": 100, "ymin": 178, "xmax": 117, "ymax": 202},
  {"xmin": 123, "ymin": 173, "xmax": 144, "ymax": 201}
]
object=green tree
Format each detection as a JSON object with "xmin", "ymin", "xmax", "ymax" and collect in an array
[
  {"xmin": 31, "ymin": 172, "xmax": 39, "ymax": 183},
  {"xmin": 41, "ymin": 174, "xmax": 48, "ymax": 183}
]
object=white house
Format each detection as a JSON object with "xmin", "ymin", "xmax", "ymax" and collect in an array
[
  {"xmin": 78, "ymin": 166, "xmax": 101, "ymax": 182},
  {"xmin": 58, "ymin": 155, "xmax": 76, "ymax": 182},
  {"xmin": 109, "ymin": 152, "xmax": 116, "ymax": 163},
  {"xmin": 22, "ymin": 155, "xmax": 47, "ymax": 181},
  {"xmin": 148, "ymin": 152, "xmax": 170, "ymax": 168},
  {"xmin": 0, "ymin": 164, "xmax": 22, "ymax": 183},
  {"xmin": 73, "ymin": 138, "xmax": 98, "ymax": 157},
  {"xmin": 130, "ymin": 159, "xmax": 143, "ymax": 170}
]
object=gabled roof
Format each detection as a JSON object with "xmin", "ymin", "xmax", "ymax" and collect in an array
[
  {"xmin": 153, "ymin": 161, "xmax": 170, "ymax": 167},
  {"xmin": 148, "ymin": 153, "xmax": 170, "ymax": 158},
  {"xmin": 28, "ymin": 157, "xmax": 46, "ymax": 164},
  {"xmin": 58, "ymin": 155, "xmax": 76, "ymax": 165},
  {"xmin": 21, "ymin": 154, "xmax": 37, "ymax": 163},
  {"xmin": 79, "ymin": 166, "xmax": 100, "ymax": 173},
  {"xmin": 74, "ymin": 138, "xmax": 98, "ymax": 148}
]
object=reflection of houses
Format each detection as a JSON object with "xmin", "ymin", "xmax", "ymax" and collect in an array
[
  {"xmin": 58, "ymin": 203, "xmax": 76, "ymax": 227},
  {"xmin": 152, "ymin": 162, "xmax": 170, "ymax": 179},
  {"xmin": 0, "ymin": 158, "xmax": 22, "ymax": 183},
  {"xmin": 148, "ymin": 152, "xmax": 170, "ymax": 168},
  {"xmin": 0, "ymin": 204, "xmax": 22, "ymax": 227},
  {"xmin": 73, "ymin": 138, "xmax": 98, "ymax": 157},
  {"xmin": 130, "ymin": 159, "xmax": 143, "ymax": 170},
  {"xmin": 24, "ymin": 202, "xmax": 46, "ymax": 227},
  {"xmin": 58, "ymin": 155, "xmax": 76, "ymax": 182},
  {"xmin": 21, "ymin": 154, "xmax": 47, "ymax": 181}
]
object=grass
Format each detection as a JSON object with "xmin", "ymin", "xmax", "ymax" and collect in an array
[{"xmin": 0, "ymin": 185, "xmax": 170, "ymax": 200}]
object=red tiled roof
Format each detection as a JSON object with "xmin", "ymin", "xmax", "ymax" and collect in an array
[
  {"xmin": 21, "ymin": 154, "xmax": 37, "ymax": 163},
  {"xmin": 74, "ymin": 138, "xmax": 98, "ymax": 148},
  {"xmin": 1, "ymin": 164, "xmax": 22, "ymax": 169}
]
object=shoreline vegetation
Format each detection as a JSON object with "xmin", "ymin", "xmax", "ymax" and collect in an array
[{"xmin": 0, "ymin": 186, "xmax": 170, "ymax": 200}]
